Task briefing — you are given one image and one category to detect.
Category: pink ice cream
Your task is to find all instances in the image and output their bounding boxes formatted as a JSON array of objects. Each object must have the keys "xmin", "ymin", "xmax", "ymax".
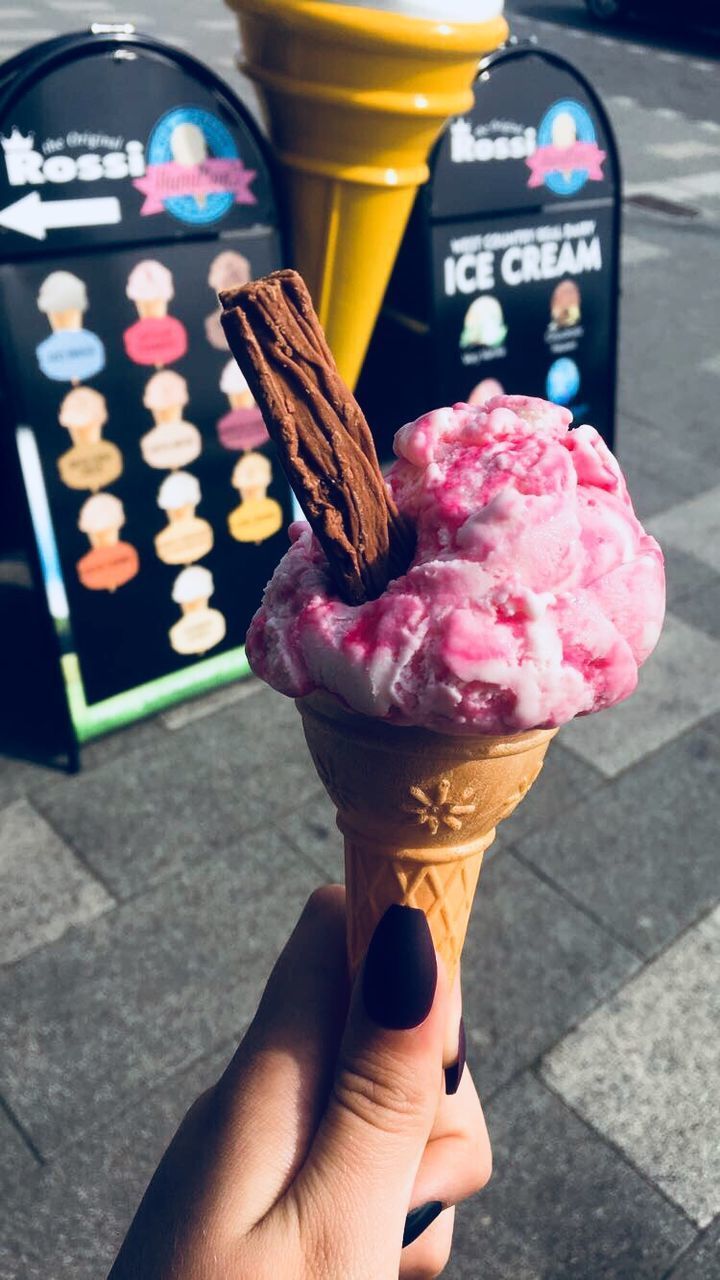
[{"xmin": 246, "ymin": 396, "xmax": 665, "ymax": 734}]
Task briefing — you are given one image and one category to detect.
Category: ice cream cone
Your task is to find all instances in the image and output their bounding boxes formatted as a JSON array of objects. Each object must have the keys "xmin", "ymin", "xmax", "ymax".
[
  {"xmin": 227, "ymin": 0, "xmax": 507, "ymax": 387},
  {"xmin": 298, "ymin": 691, "xmax": 556, "ymax": 978}
]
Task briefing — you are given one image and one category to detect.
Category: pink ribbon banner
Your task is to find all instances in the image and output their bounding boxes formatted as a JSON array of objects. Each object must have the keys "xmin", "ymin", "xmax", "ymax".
[
  {"xmin": 133, "ymin": 159, "xmax": 257, "ymax": 214},
  {"xmin": 526, "ymin": 141, "xmax": 606, "ymax": 188}
]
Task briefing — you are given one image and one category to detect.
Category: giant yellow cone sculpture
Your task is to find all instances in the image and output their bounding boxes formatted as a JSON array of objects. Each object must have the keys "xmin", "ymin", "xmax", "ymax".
[{"xmin": 226, "ymin": 0, "xmax": 508, "ymax": 387}]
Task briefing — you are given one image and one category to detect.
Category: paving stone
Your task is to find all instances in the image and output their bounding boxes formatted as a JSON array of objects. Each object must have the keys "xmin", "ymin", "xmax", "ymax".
[
  {"xmin": 78, "ymin": 715, "xmax": 169, "ymax": 773},
  {"xmin": 0, "ymin": 1108, "xmax": 38, "ymax": 1202},
  {"xmin": 560, "ymin": 614, "xmax": 720, "ymax": 776},
  {"xmin": 662, "ymin": 546, "xmax": 719, "ymax": 608},
  {"xmin": 1, "ymin": 1041, "xmax": 235, "ymax": 1280},
  {"xmin": 616, "ymin": 424, "xmax": 720, "ymax": 519},
  {"xmin": 671, "ymin": 578, "xmax": 720, "ymax": 642},
  {"xmin": 516, "ymin": 726, "xmax": 720, "ymax": 958},
  {"xmin": 0, "ymin": 800, "xmax": 113, "ymax": 965},
  {"xmin": 448, "ymin": 1074, "xmax": 694, "ymax": 1280},
  {"xmin": 0, "ymin": 755, "xmax": 64, "ymax": 809},
  {"xmin": 542, "ymin": 908, "xmax": 720, "ymax": 1227},
  {"xmin": 0, "ymin": 831, "xmax": 318, "ymax": 1157},
  {"xmin": 649, "ymin": 486, "xmax": 720, "ymax": 574},
  {"xmin": 160, "ymin": 676, "xmax": 263, "ymax": 729},
  {"xmin": 665, "ymin": 1219, "xmax": 720, "ymax": 1280},
  {"xmin": 278, "ymin": 786, "xmax": 342, "ymax": 882},
  {"xmin": 458, "ymin": 853, "xmax": 638, "ymax": 1098},
  {"xmin": 34, "ymin": 710, "xmax": 320, "ymax": 900}
]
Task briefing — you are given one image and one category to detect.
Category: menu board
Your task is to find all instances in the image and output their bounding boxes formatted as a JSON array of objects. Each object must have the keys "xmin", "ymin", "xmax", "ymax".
[
  {"xmin": 358, "ymin": 44, "xmax": 620, "ymax": 460},
  {"xmin": 0, "ymin": 31, "xmax": 291, "ymax": 748}
]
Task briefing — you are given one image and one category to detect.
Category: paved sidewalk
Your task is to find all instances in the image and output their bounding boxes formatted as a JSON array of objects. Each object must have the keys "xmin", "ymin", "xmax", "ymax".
[{"xmin": 2, "ymin": 11, "xmax": 720, "ymax": 1280}]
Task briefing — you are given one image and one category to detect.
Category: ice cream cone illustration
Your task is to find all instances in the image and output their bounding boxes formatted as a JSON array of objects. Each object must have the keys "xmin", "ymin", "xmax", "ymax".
[
  {"xmin": 460, "ymin": 295, "xmax": 506, "ymax": 351},
  {"xmin": 155, "ymin": 470, "xmax": 213, "ymax": 564},
  {"xmin": 169, "ymin": 565, "xmax": 227, "ymax": 655},
  {"xmin": 217, "ymin": 359, "xmax": 269, "ymax": 450},
  {"xmin": 124, "ymin": 266, "xmax": 187, "ymax": 366},
  {"xmin": 141, "ymin": 371, "xmax": 201, "ymax": 469},
  {"xmin": 76, "ymin": 493, "xmax": 139, "ymax": 591},
  {"xmin": 37, "ymin": 270, "xmax": 87, "ymax": 332},
  {"xmin": 206, "ymin": 251, "xmax": 252, "ymax": 350},
  {"xmin": 36, "ymin": 272, "xmax": 105, "ymax": 382},
  {"xmin": 227, "ymin": 451, "xmax": 282, "ymax": 543},
  {"xmin": 226, "ymin": 0, "xmax": 507, "ymax": 386},
  {"xmin": 552, "ymin": 110, "xmax": 578, "ymax": 183},
  {"xmin": 299, "ymin": 692, "xmax": 556, "ymax": 976},
  {"xmin": 126, "ymin": 259, "xmax": 174, "ymax": 318},
  {"xmin": 550, "ymin": 279, "xmax": 581, "ymax": 329},
  {"xmin": 171, "ymin": 121, "xmax": 208, "ymax": 211},
  {"xmin": 143, "ymin": 370, "xmax": 188, "ymax": 425},
  {"xmin": 57, "ymin": 387, "xmax": 123, "ymax": 491}
]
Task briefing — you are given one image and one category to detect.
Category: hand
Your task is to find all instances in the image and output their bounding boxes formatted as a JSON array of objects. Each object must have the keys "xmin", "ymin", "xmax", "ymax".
[{"xmin": 109, "ymin": 886, "xmax": 491, "ymax": 1280}]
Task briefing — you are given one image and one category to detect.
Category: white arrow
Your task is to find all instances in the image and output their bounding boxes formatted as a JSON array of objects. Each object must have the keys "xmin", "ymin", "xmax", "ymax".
[{"xmin": 0, "ymin": 191, "xmax": 122, "ymax": 240}]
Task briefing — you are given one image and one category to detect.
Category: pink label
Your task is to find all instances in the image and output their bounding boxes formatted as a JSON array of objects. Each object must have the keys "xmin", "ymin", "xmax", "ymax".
[
  {"xmin": 217, "ymin": 407, "xmax": 269, "ymax": 452},
  {"xmin": 526, "ymin": 141, "xmax": 606, "ymax": 188},
  {"xmin": 123, "ymin": 315, "xmax": 188, "ymax": 366},
  {"xmin": 133, "ymin": 159, "xmax": 257, "ymax": 215}
]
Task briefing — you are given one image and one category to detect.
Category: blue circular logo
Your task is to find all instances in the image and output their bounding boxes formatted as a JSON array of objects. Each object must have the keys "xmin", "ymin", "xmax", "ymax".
[
  {"xmin": 537, "ymin": 99, "xmax": 597, "ymax": 197},
  {"xmin": 146, "ymin": 106, "xmax": 239, "ymax": 225},
  {"xmin": 546, "ymin": 358, "xmax": 580, "ymax": 406}
]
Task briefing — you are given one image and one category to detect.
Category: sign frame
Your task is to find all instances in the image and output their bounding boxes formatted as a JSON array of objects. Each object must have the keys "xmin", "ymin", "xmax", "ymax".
[{"xmin": 0, "ymin": 27, "xmax": 288, "ymax": 769}]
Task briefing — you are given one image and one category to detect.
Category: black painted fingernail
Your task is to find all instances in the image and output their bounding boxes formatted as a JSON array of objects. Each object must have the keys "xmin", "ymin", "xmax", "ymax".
[
  {"xmin": 444, "ymin": 1016, "xmax": 466, "ymax": 1096},
  {"xmin": 402, "ymin": 1201, "xmax": 443, "ymax": 1248},
  {"xmin": 362, "ymin": 905, "xmax": 437, "ymax": 1030}
]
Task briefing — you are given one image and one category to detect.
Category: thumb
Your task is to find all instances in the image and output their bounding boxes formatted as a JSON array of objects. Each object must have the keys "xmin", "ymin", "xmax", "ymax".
[{"xmin": 287, "ymin": 905, "xmax": 449, "ymax": 1278}]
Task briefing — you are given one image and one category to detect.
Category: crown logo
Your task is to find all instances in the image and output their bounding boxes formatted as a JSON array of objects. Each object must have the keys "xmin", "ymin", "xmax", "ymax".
[{"xmin": 1, "ymin": 127, "xmax": 35, "ymax": 154}]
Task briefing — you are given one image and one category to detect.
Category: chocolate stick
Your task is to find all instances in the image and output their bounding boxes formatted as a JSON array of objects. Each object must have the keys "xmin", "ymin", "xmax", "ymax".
[{"xmin": 219, "ymin": 270, "xmax": 414, "ymax": 606}]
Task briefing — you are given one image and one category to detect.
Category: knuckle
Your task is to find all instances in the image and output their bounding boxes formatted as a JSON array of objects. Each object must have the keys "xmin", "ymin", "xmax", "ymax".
[
  {"xmin": 302, "ymin": 884, "xmax": 344, "ymax": 922},
  {"xmin": 465, "ymin": 1129, "xmax": 492, "ymax": 1195},
  {"xmin": 333, "ymin": 1045, "xmax": 430, "ymax": 1136}
]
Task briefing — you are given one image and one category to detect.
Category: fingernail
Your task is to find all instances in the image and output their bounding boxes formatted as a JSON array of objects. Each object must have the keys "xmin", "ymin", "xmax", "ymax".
[
  {"xmin": 402, "ymin": 1201, "xmax": 443, "ymax": 1248},
  {"xmin": 444, "ymin": 1016, "xmax": 466, "ymax": 1096},
  {"xmin": 362, "ymin": 905, "xmax": 437, "ymax": 1030}
]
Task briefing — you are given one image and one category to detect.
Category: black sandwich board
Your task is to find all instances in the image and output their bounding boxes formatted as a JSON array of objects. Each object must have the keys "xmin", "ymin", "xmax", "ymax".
[
  {"xmin": 0, "ymin": 27, "xmax": 291, "ymax": 765},
  {"xmin": 358, "ymin": 42, "xmax": 621, "ymax": 460}
]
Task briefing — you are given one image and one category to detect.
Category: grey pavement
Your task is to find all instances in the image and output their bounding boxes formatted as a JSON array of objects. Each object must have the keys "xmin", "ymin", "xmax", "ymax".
[{"xmin": 2, "ymin": 5, "xmax": 720, "ymax": 1279}]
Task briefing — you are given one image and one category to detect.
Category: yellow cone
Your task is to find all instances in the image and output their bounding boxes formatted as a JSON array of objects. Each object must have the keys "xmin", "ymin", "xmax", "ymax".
[
  {"xmin": 298, "ymin": 692, "xmax": 557, "ymax": 978},
  {"xmin": 226, "ymin": 0, "xmax": 508, "ymax": 387}
]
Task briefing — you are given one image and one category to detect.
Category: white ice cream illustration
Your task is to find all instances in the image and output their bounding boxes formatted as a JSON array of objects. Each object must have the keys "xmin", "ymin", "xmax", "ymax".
[
  {"xmin": 169, "ymin": 565, "xmax": 226, "ymax": 655},
  {"xmin": 37, "ymin": 271, "xmax": 88, "ymax": 331},
  {"xmin": 460, "ymin": 295, "xmax": 507, "ymax": 350},
  {"xmin": 155, "ymin": 470, "xmax": 213, "ymax": 565},
  {"xmin": 126, "ymin": 260, "xmax": 175, "ymax": 318},
  {"xmin": 170, "ymin": 121, "xmax": 208, "ymax": 210}
]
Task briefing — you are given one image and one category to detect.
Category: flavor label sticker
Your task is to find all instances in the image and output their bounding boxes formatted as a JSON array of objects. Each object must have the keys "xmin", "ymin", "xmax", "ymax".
[
  {"xmin": 123, "ymin": 315, "xmax": 188, "ymax": 366},
  {"xmin": 217, "ymin": 406, "xmax": 268, "ymax": 452},
  {"xmin": 77, "ymin": 541, "xmax": 139, "ymax": 591},
  {"xmin": 137, "ymin": 107, "xmax": 257, "ymax": 225},
  {"xmin": 58, "ymin": 440, "xmax": 123, "ymax": 492},
  {"xmin": 155, "ymin": 517, "xmax": 214, "ymax": 565},
  {"xmin": 169, "ymin": 607, "xmax": 226, "ymax": 655},
  {"xmin": 36, "ymin": 328, "xmax": 105, "ymax": 382},
  {"xmin": 140, "ymin": 421, "xmax": 202, "ymax": 471}
]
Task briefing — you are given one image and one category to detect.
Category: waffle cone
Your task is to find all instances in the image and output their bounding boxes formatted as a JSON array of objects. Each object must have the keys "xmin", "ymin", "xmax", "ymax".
[{"xmin": 298, "ymin": 692, "xmax": 557, "ymax": 978}]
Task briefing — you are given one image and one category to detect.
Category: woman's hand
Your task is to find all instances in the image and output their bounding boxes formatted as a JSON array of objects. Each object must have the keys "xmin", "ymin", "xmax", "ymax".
[{"xmin": 109, "ymin": 886, "xmax": 491, "ymax": 1280}]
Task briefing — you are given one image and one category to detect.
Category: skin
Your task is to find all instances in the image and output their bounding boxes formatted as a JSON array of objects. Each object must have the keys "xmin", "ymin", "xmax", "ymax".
[{"xmin": 109, "ymin": 886, "xmax": 491, "ymax": 1280}]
